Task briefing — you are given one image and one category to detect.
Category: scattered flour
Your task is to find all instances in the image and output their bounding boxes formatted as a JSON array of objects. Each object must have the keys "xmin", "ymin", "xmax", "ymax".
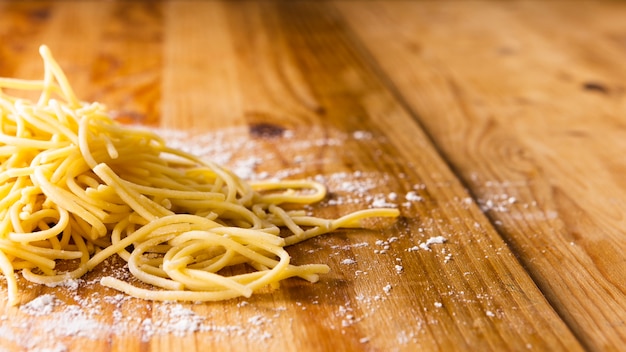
[
  {"xmin": 45, "ymin": 278, "xmax": 82, "ymax": 291},
  {"xmin": 419, "ymin": 236, "xmax": 447, "ymax": 251},
  {"xmin": 21, "ymin": 294, "xmax": 58, "ymax": 316},
  {"xmin": 352, "ymin": 130, "xmax": 373, "ymax": 140},
  {"xmin": 0, "ymin": 127, "xmax": 468, "ymax": 350},
  {"xmin": 405, "ymin": 191, "xmax": 423, "ymax": 202}
]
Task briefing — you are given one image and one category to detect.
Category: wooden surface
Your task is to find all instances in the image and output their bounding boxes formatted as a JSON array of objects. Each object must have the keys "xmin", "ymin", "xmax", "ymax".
[{"xmin": 0, "ymin": 1, "xmax": 625, "ymax": 351}]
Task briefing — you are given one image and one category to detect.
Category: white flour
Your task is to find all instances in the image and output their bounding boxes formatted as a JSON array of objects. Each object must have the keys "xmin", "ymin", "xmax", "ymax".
[{"xmin": 0, "ymin": 126, "xmax": 472, "ymax": 351}]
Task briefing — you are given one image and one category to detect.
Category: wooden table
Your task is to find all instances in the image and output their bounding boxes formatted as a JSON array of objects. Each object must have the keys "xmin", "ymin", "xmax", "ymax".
[{"xmin": 0, "ymin": 1, "xmax": 625, "ymax": 351}]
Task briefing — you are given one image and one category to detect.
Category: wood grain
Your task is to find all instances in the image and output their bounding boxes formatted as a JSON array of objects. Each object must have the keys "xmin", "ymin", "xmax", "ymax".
[
  {"xmin": 0, "ymin": 0, "xmax": 618, "ymax": 351},
  {"xmin": 335, "ymin": 1, "xmax": 626, "ymax": 350}
]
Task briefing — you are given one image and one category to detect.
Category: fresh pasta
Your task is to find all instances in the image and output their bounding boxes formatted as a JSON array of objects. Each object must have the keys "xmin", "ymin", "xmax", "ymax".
[{"xmin": 0, "ymin": 45, "xmax": 400, "ymax": 305}]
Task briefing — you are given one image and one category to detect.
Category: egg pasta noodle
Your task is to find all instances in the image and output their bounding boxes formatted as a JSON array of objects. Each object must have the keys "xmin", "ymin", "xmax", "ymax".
[{"xmin": 0, "ymin": 45, "xmax": 399, "ymax": 305}]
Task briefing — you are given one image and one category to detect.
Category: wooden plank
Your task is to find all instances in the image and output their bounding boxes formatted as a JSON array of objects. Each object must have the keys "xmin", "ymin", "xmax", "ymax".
[
  {"xmin": 335, "ymin": 0, "xmax": 626, "ymax": 350},
  {"xmin": 0, "ymin": 1, "xmax": 582, "ymax": 351},
  {"xmin": 162, "ymin": 5, "xmax": 580, "ymax": 350}
]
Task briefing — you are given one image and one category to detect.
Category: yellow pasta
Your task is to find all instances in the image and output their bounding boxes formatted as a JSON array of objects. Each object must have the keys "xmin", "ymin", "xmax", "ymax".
[{"xmin": 0, "ymin": 45, "xmax": 400, "ymax": 305}]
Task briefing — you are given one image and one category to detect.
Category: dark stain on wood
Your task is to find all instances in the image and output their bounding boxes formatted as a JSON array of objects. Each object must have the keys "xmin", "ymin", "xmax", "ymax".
[
  {"xmin": 582, "ymin": 81, "xmax": 609, "ymax": 94},
  {"xmin": 249, "ymin": 122, "xmax": 286, "ymax": 138}
]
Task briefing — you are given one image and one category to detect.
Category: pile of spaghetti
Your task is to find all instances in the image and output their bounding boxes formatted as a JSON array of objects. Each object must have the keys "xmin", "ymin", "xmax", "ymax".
[{"xmin": 0, "ymin": 46, "xmax": 399, "ymax": 305}]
